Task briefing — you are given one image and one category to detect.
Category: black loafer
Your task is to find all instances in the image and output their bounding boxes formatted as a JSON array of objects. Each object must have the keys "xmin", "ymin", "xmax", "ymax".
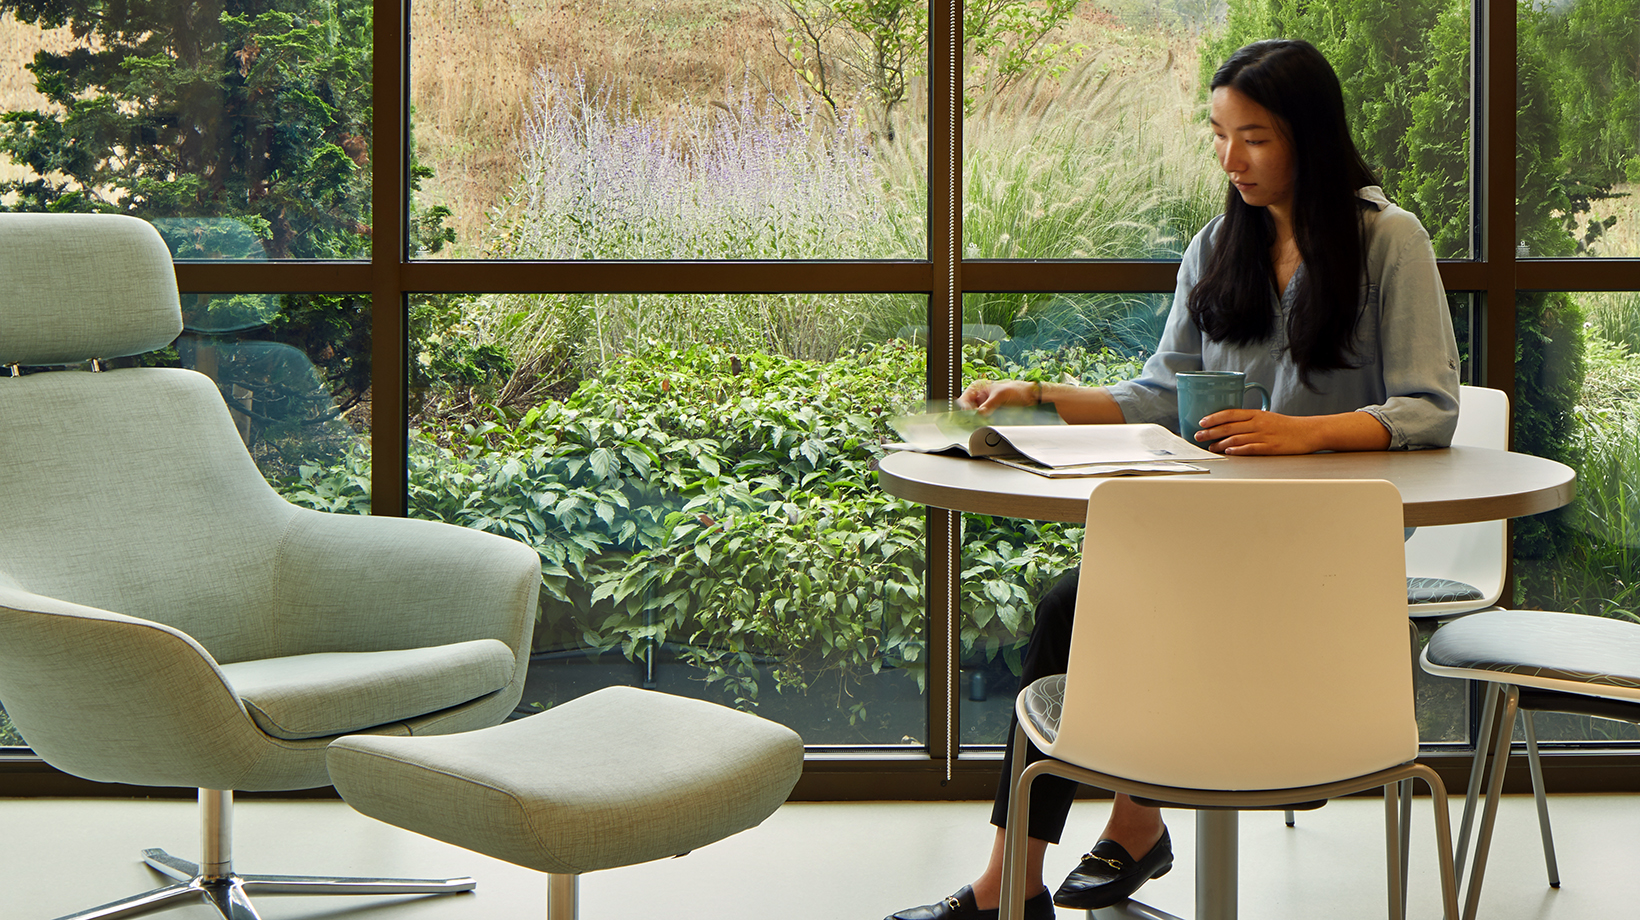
[
  {"xmin": 885, "ymin": 884, "xmax": 1056, "ymax": 920},
  {"xmin": 1052, "ymin": 828, "xmax": 1173, "ymax": 909}
]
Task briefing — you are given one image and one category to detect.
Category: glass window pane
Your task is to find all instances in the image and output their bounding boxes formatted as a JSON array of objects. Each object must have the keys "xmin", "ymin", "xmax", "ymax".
[
  {"xmin": 0, "ymin": 3, "xmax": 371, "ymax": 258},
  {"xmin": 963, "ymin": 38, "xmax": 1219, "ymax": 261},
  {"xmin": 0, "ymin": 703, "xmax": 18, "ymax": 748},
  {"xmin": 407, "ymin": 292, "xmax": 928, "ymax": 744},
  {"xmin": 968, "ymin": 2, "xmax": 1475, "ymax": 260},
  {"xmin": 168, "ymin": 294, "xmax": 374, "ymax": 511},
  {"xmin": 1513, "ymin": 290, "xmax": 1640, "ymax": 744},
  {"xmin": 1517, "ymin": 0, "xmax": 1640, "ymax": 258},
  {"xmin": 409, "ymin": 0, "xmax": 926, "ymax": 260}
]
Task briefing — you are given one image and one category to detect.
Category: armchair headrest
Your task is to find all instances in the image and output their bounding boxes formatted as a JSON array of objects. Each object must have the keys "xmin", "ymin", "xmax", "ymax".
[{"xmin": 0, "ymin": 213, "xmax": 183, "ymax": 366}]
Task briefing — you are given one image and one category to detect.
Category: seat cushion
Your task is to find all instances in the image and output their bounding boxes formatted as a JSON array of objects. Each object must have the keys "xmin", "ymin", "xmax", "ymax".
[
  {"xmin": 1425, "ymin": 609, "xmax": 1640, "ymax": 694},
  {"xmin": 326, "ymin": 685, "xmax": 804, "ymax": 875},
  {"xmin": 1020, "ymin": 673, "xmax": 1067, "ymax": 746},
  {"xmin": 1407, "ymin": 576, "xmax": 1484, "ymax": 605},
  {"xmin": 219, "ymin": 639, "xmax": 515, "ymax": 740}
]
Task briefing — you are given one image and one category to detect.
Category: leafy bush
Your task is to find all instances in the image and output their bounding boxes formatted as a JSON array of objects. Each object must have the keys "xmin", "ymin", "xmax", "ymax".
[
  {"xmin": 0, "ymin": 702, "xmax": 20, "ymax": 747},
  {"xmin": 281, "ymin": 338, "xmax": 1142, "ymax": 717}
]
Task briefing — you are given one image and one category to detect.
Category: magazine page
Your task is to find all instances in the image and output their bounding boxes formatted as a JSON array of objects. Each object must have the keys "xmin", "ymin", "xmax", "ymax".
[
  {"xmin": 886, "ymin": 404, "xmax": 1064, "ymax": 454},
  {"xmin": 968, "ymin": 423, "xmax": 1220, "ymax": 467},
  {"xmin": 985, "ymin": 456, "xmax": 1212, "ymax": 478}
]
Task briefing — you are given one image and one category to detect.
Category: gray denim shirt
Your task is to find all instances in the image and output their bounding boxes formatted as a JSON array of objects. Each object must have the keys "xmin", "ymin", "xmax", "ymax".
[{"xmin": 1106, "ymin": 187, "xmax": 1461, "ymax": 449}]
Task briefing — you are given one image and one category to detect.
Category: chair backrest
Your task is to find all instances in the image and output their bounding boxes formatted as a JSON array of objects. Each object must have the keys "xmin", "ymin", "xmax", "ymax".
[
  {"xmin": 1052, "ymin": 478, "xmax": 1415, "ymax": 791},
  {"xmin": 1404, "ymin": 385, "xmax": 1511, "ymax": 609},
  {"xmin": 0, "ymin": 214, "xmax": 299, "ymax": 661},
  {"xmin": 1451, "ymin": 384, "xmax": 1509, "ymax": 451}
]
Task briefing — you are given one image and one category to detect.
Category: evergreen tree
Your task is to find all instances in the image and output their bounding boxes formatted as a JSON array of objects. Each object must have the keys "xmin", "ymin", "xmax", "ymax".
[
  {"xmin": 1199, "ymin": 0, "xmax": 1451, "ymax": 205},
  {"xmin": 0, "ymin": 0, "xmax": 372, "ymax": 259},
  {"xmin": 1401, "ymin": 0, "xmax": 1471, "ymax": 258}
]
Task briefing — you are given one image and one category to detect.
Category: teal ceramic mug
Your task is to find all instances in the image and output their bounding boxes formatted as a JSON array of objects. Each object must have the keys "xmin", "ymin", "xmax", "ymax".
[{"xmin": 1177, "ymin": 371, "xmax": 1271, "ymax": 446}]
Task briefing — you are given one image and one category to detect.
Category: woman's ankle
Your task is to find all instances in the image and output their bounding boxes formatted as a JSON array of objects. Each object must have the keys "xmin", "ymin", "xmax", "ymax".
[
  {"xmin": 1099, "ymin": 801, "xmax": 1166, "ymax": 856},
  {"xmin": 968, "ymin": 877, "xmax": 1046, "ymax": 911}
]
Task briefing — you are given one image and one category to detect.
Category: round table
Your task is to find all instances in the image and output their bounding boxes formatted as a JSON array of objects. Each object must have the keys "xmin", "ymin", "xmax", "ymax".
[
  {"xmin": 878, "ymin": 445, "xmax": 1575, "ymax": 528},
  {"xmin": 878, "ymin": 444, "xmax": 1575, "ymax": 920}
]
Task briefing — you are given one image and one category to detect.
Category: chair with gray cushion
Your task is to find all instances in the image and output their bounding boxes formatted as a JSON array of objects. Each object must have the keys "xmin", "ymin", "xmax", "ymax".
[
  {"xmin": 0, "ymin": 213, "xmax": 542, "ymax": 919},
  {"xmin": 1422, "ymin": 609, "xmax": 1640, "ymax": 920},
  {"xmin": 327, "ymin": 685, "xmax": 805, "ymax": 919},
  {"xmin": 1404, "ymin": 385, "xmax": 1511, "ymax": 616},
  {"xmin": 1284, "ymin": 385, "xmax": 1510, "ymax": 834}
]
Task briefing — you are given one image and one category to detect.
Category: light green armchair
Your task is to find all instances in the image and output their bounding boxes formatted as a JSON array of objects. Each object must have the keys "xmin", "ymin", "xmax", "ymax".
[{"xmin": 0, "ymin": 213, "xmax": 542, "ymax": 919}]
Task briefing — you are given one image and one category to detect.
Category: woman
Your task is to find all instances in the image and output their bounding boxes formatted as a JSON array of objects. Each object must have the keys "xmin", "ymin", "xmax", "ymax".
[{"xmin": 884, "ymin": 38, "xmax": 1459, "ymax": 920}]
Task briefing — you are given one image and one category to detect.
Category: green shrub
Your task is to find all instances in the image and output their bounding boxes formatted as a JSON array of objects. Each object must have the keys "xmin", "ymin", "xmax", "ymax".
[
  {"xmin": 279, "ymin": 338, "xmax": 1141, "ymax": 717},
  {"xmin": 0, "ymin": 703, "xmax": 20, "ymax": 747}
]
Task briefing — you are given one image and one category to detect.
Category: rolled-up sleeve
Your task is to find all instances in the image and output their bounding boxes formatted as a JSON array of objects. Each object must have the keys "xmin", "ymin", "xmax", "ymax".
[{"xmin": 1356, "ymin": 211, "xmax": 1461, "ymax": 449}]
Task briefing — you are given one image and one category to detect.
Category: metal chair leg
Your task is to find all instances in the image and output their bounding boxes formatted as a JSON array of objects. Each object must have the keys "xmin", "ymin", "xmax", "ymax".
[
  {"xmin": 1418, "ymin": 767, "xmax": 1462, "ymax": 920},
  {"xmin": 1522, "ymin": 711, "xmax": 1561, "ymax": 887},
  {"xmin": 1385, "ymin": 782, "xmax": 1404, "ymax": 920},
  {"xmin": 1000, "ymin": 722, "xmax": 1031, "ymax": 920},
  {"xmin": 1283, "ymin": 808, "xmax": 1295, "ymax": 827},
  {"xmin": 1454, "ymin": 681, "xmax": 1501, "ymax": 888},
  {"xmin": 546, "ymin": 873, "xmax": 579, "ymax": 920},
  {"xmin": 1461, "ymin": 685, "xmax": 1519, "ymax": 920},
  {"xmin": 1398, "ymin": 778, "xmax": 1413, "ymax": 915}
]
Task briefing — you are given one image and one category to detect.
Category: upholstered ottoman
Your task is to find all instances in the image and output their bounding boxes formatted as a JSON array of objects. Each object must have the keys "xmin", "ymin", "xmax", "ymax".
[{"xmin": 326, "ymin": 685, "xmax": 803, "ymax": 919}]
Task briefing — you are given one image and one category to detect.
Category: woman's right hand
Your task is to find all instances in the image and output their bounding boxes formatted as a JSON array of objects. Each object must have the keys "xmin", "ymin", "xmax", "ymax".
[{"xmin": 958, "ymin": 378, "xmax": 1038, "ymax": 412}]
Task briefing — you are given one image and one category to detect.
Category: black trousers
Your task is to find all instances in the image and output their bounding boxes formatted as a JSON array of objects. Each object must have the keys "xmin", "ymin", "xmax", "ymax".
[{"xmin": 988, "ymin": 569, "xmax": 1083, "ymax": 844}]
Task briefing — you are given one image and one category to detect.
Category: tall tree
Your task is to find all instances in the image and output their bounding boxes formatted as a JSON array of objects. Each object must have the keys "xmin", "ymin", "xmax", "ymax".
[{"xmin": 1, "ymin": 0, "xmax": 373, "ymax": 259}]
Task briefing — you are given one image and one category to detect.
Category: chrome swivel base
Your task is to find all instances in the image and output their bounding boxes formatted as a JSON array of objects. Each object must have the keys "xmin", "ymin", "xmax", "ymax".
[
  {"xmin": 54, "ymin": 789, "xmax": 476, "ymax": 920},
  {"xmin": 57, "ymin": 849, "xmax": 475, "ymax": 920}
]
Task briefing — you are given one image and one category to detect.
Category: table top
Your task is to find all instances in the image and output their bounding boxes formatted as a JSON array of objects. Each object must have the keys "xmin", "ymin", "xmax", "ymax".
[{"xmin": 877, "ymin": 446, "xmax": 1576, "ymax": 527}]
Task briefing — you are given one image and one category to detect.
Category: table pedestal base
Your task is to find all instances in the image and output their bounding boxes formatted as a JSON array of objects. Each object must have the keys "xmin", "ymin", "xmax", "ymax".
[{"xmin": 1090, "ymin": 811, "xmax": 1237, "ymax": 920}]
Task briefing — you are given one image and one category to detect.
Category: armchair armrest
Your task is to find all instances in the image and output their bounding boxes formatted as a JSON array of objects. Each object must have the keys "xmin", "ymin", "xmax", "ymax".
[
  {"xmin": 0, "ymin": 585, "xmax": 271, "ymax": 789},
  {"xmin": 268, "ymin": 509, "xmax": 541, "ymax": 662}
]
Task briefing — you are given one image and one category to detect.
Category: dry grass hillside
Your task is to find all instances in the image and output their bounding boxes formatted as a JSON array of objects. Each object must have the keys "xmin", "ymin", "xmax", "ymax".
[
  {"xmin": 410, "ymin": 0, "xmax": 789, "ymax": 252},
  {"xmin": 409, "ymin": 0, "xmax": 1197, "ymax": 255}
]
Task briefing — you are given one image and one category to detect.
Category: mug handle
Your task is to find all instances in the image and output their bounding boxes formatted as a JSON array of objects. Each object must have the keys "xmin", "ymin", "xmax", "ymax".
[{"xmin": 1244, "ymin": 382, "xmax": 1271, "ymax": 411}]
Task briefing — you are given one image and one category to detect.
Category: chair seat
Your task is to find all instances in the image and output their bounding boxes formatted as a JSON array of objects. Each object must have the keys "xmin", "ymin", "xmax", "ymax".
[
  {"xmin": 1424, "ymin": 609, "xmax": 1640, "ymax": 696},
  {"xmin": 1407, "ymin": 576, "xmax": 1484, "ymax": 605},
  {"xmin": 1020, "ymin": 674, "xmax": 1066, "ymax": 745},
  {"xmin": 219, "ymin": 639, "xmax": 515, "ymax": 739},
  {"xmin": 326, "ymin": 685, "xmax": 804, "ymax": 875}
]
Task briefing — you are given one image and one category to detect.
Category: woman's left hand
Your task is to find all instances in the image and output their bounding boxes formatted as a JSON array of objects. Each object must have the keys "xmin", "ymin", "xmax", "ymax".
[{"xmin": 1191, "ymin": 409, "xmax": 1391, "ymax": 454}]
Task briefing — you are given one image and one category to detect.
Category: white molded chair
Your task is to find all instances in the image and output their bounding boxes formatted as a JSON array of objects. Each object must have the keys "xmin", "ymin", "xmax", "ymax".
[
  {"xmin": 999, "ymin": 478, "xmax": 1460, "ymax": 920},
  {"xmin": 0, "ymin": 213, "xmax": 543, "ymax": 920},
  {"xmin": 1404, "ymin": 385, "xmax": 1511, "ymax": 616},
  {"xmin": 1284, "ymin": 385, "xmax": 1511, "ymax": 835},
  {"xmin": 1422, "ymin": 609, "xmax": 1640, "ymax": 920}
]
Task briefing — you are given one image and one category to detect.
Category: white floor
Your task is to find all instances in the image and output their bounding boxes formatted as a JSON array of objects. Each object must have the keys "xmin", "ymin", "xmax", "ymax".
[{"xmin": 4, "ymin": 793, "xmax": 1636, "ymax": 919}]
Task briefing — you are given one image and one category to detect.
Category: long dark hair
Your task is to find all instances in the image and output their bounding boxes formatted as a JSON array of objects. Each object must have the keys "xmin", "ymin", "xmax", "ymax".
[{"xmin": 1186, "ymin": 39, "xmax": 1378, "ymax": 387}]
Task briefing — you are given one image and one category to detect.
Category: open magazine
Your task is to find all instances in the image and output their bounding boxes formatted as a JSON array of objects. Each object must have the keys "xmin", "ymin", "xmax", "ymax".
[{"xmin": 887, "ymin": 408, "xmax": 1220, "ymax": 478}]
